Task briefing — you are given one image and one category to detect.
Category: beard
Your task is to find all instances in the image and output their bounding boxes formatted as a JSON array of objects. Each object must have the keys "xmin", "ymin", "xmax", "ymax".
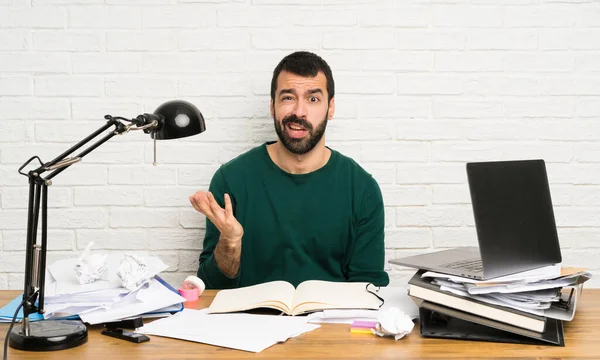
[{"xmin": 273, "ymin": 111, "xmax": 328, "ymax": 155}]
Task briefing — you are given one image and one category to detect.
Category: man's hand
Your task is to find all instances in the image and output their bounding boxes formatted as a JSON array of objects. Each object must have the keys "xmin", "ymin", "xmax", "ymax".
[
  {"xmin": 189, "ymin": 191, "xmax": 244, "ymax": 244},
  {"xmin": 189, "ymin": 191, "xmax": 243, "ymax": 278}
]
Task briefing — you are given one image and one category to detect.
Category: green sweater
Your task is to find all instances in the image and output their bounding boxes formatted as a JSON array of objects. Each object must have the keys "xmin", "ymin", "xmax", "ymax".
[{"xmin": 197, "ymin": 142, "xmax": 389, "ymax": 289}]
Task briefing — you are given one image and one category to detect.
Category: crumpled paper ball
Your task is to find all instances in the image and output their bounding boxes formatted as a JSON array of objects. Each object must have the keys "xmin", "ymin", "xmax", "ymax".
[
  {"xmin": 372, "ymin": 307, "xmax": 415, "ymax": 340},
  {"xmin": 74, "ymin": 241, "xmax": 108, "ymax": 285},
  {"xmin": 117, "ymin": 254, "xmax": 149, "ymax": 291}
]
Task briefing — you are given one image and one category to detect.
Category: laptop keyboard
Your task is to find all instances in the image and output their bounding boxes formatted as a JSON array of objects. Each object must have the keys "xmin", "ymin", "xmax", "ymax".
[{"xmin": 442, "ymin": 258, "xmax": 484, "ymax": 272}]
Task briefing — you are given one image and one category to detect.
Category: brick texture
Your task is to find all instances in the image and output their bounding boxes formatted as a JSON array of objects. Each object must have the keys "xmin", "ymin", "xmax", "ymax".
[{"xmin": 1, "ymin": 1, "xmax": 599, "ymax": 290}]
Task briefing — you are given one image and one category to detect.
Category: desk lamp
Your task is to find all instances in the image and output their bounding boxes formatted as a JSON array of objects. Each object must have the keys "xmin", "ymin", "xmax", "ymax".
[{"xmin": 6, "ymin": 100, "xmax": 206, "ymax": 352}]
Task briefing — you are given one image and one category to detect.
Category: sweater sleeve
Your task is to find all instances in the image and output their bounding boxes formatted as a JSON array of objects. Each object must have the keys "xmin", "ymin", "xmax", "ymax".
[
  {"xmin": 196, "ymin": 168, "xmax": 241, "ymax": 289},
  {"xmin": 346, "ymin": 175, "xmax": 390, "ymax": 287}
]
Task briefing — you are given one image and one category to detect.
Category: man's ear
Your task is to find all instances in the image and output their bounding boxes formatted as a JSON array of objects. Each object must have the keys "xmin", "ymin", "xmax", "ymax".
[
  {"xmin": 327, "ymin": 97, "xmax": 335, "ymax": 120},
  {"xmin": 270, "ymin": 98, "xmax": 275, "ymax": 118}
]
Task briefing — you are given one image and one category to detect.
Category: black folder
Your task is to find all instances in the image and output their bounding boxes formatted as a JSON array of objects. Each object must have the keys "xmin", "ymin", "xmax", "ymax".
[
  {"xmin": 417, "ymin": 300, "xmax": 565, "ymax": 346},
  {"xmin": 407, "ymin": 270, "xmax": 548, "ymax": 333}
]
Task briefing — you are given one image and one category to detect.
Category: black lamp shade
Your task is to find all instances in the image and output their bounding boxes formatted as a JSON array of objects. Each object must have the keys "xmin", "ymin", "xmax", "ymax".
[{"xmin": 152, "ymin": 100, "xmax": 206, "ymax": 140}]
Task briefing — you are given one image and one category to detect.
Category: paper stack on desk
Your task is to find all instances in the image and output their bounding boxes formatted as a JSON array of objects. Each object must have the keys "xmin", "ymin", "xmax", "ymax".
[
  {"xmin": 407, "ymin": 266, "xmax": 592, "ymax": 346},
  {"xmin": 415, "ymin": 266, "xmax": 591, "ymax": 322},
  {"xmin": 0, "ymin": 253, "xmax": 186, "ymax": 325},
  {"xmin": 305, "ymin": 286, "xmax": 420, "ymax": 325},
  {"xmin": 137, "ymin": 308, "xmax": 320, "ymax": 353}
]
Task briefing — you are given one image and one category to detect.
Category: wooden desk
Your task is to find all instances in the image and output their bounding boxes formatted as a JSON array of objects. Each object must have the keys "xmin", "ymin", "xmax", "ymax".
[{"xmin": 1, "ymin": 289, "xmax": 599, "ymax": 359}]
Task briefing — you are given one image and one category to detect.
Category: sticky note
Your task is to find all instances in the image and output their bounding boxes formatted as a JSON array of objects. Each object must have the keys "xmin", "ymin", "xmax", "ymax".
[{"xmin": 351, "ymin": 320, "xmax": 377, "ymax": 329}]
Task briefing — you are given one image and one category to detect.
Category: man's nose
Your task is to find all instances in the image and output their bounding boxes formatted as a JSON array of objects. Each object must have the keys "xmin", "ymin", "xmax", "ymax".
[{"xmin": 292, "ymin": 100, "xmax": 308, "ymax": 118}]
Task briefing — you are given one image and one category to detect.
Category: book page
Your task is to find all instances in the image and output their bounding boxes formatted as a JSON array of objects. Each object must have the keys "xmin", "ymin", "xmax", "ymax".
[
  {"xmin": 207, "ymin": 281, "xmax": 296, "ymax": 315},
  {"xmin": 291, "ymin": 280, "xmax": 382, "ymax": 315}
]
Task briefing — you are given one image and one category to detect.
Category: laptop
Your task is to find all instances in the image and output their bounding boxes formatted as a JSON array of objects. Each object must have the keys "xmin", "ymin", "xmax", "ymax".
[{"xmin": 389, "ymin": 159, "xmax": 562, "ymax": 280}]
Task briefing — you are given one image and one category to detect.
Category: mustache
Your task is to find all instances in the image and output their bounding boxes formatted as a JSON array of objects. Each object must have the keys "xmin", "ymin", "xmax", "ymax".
[{"xmin": 282, "ymin": 115, "xmax": 312, "ymax": 130}]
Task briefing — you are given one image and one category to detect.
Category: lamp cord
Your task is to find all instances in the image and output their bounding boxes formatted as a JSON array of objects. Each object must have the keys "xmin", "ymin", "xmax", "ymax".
[{"xmin": 3, "ymin": 299, "xmax": 25, "ymax": 360}]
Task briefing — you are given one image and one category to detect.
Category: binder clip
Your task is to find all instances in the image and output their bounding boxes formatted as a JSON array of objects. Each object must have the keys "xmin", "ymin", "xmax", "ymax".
[
  {"xmin": 552, "ymin": 288, "xmax": 575, "ymax": 310},
  {"xmin": 178, "ymin": 275, "xmax": 206, "ymax": 301}
]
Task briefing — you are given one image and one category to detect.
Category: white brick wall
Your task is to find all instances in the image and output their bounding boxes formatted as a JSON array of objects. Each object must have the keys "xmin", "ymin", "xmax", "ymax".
[{"xmin": 1, "ymin": 1, "xmax": 599, "ymax": 291}]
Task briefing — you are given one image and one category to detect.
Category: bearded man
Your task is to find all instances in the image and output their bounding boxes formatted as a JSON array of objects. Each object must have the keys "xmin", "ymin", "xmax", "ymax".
[{"xmin": 190, "ymin": 51, "xmax": 389, "ymax": 289}]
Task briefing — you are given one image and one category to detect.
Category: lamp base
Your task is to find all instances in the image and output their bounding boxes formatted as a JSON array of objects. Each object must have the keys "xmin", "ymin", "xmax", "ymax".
[{"xmin": 9, "ymin": 319, "xmax": 88, "ymax": 351}]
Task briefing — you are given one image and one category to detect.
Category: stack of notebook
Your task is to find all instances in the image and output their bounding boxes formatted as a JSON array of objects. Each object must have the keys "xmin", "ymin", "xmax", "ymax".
[
  {"xmin": 388, "ymin": 159, "xmax": 594, "ymax": 346},
  {"xmin": 406, "ymin": 267, "xmax": 591, "ymax": 346},
  {"xmin": 0, "ymin": 254, "xmax": 186, "ymax": 325}
]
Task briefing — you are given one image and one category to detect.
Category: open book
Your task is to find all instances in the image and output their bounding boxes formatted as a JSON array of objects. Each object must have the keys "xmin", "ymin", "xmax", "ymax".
[{"xmin": 206, "ymin": 280, "xmax": 383, "ymax": 316}]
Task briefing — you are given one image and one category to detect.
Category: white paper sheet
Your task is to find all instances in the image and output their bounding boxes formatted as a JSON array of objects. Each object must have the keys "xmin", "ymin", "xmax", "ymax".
[
  {"xmin": 47, "ymin": 254, "xmax": 169, "ymax": 296},
  {"xmin": 79, "ymin": 278, "xmax": 185, "ymax": 325},
  {"xmin": 433, "ymin": 279, "xmax": 560, "ymax": 304},
  {"xmin": 45, "ymin": 283, "xmax": 129, "ymax": 301},
  {"xmin": 464, "ymin": 272, "xmax": 592, "ymax": 294},
  {"xmin": 307, "ymin": 309, "xmax": 378, "ymax": 324},
  {"xmin": 137, "ymin": 309, "xmax": 320, "ymax": 353},
  {"xmin": 421, "ymin": 264, "xmax": 562, "ymax": 284},
  {"xmin": 378, "ymin": 286, "xmax": 420, "ymax": 319},
  {"xmin": 43, "ymin": 304, "xmax": 106, "ymax": 319},
  {"xmin": 305, "ymin": 286, "xmax": 419, "ymax": 324}
]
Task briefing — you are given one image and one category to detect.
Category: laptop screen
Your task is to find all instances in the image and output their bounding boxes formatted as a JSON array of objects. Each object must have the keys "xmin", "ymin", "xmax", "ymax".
[{"xmin": 466, "ymin": 159, "xmax": 562, "ymax": 278}]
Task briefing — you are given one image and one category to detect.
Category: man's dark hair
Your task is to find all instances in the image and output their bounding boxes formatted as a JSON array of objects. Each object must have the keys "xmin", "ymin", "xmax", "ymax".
[{"xmin": 270, "ymin": 51, "xmax": 335, "ymax": 103}]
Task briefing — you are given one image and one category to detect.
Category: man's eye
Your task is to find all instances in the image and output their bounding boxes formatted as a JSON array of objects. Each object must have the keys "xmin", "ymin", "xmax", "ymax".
[
  {"xmin": 309, "ymin": 96, "xmax": 319, "ymax": 102},
  {"xmin": 282, "ymin": 96, "xmax": 293, "ymax": 101}
]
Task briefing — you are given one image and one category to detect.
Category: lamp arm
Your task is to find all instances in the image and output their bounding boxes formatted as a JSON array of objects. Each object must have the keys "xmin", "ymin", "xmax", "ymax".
[
  {"xmin": 44, "ymin": 125, "xmax": 119, "ymax": 181},
  {"xmin": 18, "ymin": 116, "xmax": 152, "ymax": 328},
  {"xmin": 7, "ymin": 100, "xmax": 203, "ymax": 353}
]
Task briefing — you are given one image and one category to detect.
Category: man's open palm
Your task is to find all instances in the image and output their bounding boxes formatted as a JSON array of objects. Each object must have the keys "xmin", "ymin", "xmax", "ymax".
[{"xmin": 189, "ymin": 191, "xmax": 244, "ymax": 242}]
